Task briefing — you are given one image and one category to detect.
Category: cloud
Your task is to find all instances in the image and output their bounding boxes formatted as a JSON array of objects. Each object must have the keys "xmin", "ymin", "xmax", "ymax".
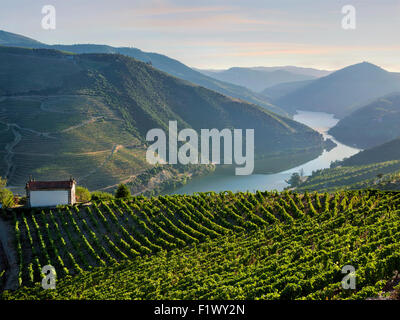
[
  {"xmin": 103, "ymin": 0, "xmax": 326, "ymax": 33},
  {"xmin": 180, "ymin": 40, "xmax": 400, "ymax": 56},
  {"xmin": 3, "ymin": 0, "xmax": 400, "ymax": 71}
]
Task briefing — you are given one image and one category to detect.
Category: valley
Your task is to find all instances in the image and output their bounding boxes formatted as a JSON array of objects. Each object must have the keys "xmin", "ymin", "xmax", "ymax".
[
  {"xmin": 172, "ymin": 110, "xmax": 361, "ymax": 194},
  {"xmin": 0, "ymin": 45, "xmax": 325, "ymax": 196},
  {"xmin": 1, "ymin": 17, "xmax": 400, "ymax": 304}
]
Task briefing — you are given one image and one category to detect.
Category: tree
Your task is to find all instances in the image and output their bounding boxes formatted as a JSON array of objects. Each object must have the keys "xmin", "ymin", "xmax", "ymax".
[
  {"xmin": 75, "ymin": 186, "xmax": 91, "ymax": 203},
  {"xmin": 115, "ymin": 184, "xmax": 131, "ymax": 199},
  {"xmin": 0, "ymin": 177, "xmax": 14, "ymax": 208},
  {"xmin": 0, "ymin": 177, "xmax": 6, "ymax": 189},
  {"xmin": 0, "ymin": 189, "xmax": 14, "ymax": 208},
  {"xmin": 285, "ymin": 172, "xmax": 302, "ymax": 188}
]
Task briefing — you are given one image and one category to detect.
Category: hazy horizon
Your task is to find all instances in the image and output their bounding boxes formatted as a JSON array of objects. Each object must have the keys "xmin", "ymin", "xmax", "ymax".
[{"xmin": 1, "ymin": 0, "xmax": 400, "ymax": 71}]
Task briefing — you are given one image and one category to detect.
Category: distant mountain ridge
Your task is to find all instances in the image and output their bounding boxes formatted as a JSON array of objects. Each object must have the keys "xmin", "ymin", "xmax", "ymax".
[
  {"xmin": 0, "ymin": 30, "xmax": 286, "ymax": 116},
  {"xmin": 261, "ymin": 80, "xmax": 314, "ymax": 100},
  {"xmin": 251, "ymin": 66, "xmax": 332, "ymax": 78},
  {"xmin": 196, "ymin": 67, "xmax": 316, "ymax": 93},
  {"xmin": 198, "ymin": 66, "xmax": 332, "ymax": 79},
  {"xmin": 275, "ymin": 62, "xmax": 400, "ymax": 118},
  {"xmin": 0, "ymin": 30, "xmax": 42, "ymax": 47}
]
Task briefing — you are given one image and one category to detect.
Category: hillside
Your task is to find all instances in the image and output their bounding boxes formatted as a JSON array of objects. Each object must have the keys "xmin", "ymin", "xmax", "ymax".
[
  {"xmin": 0, "ymin": 46, "xmax": 324, "ymax": 193},
  {"xmin": 198, "ymin": 67, "xmax": 315, "ymax": 93},
  {"xmin": 0, "ymin": 30, "xmax": 285, "ymax": 116},
  {"xmin": 295, "ymin": 160, "xmax": 400, "ymax": 193},
  {"xmin": 343, "ymin": 138, "xmax": 400, "ymax": 166},
  {"xmin": 275, "ymin": 62, "xmax": 400, "ymax": 118},
  {"xmin": 294, "ymin": 137, "xmax": 400, "ymax": 193},
  {"xmin": 0, "ymin": 30, "xmax": 42, "ymax": 47},
  {"xmin": 1, "ymin": 190, "xmax": 400, "ymax": 299},
  {"xmin": 329, "ymin": 94, "xmax": 400, "ymax": 149}
]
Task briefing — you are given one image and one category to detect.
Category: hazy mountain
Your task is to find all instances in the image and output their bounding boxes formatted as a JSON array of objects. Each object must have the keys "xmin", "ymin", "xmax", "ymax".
[
  {"xmin": 0, "ymin": 46, "xmax": 324, "ymax": 191},
  {"xmin": 329, "ymin": 93, "xmax": 400, "ymax": 149},
  {"xmin": 0, "ymin": 30, "xmax": 286, "ymax": 116},
  {"xmin": 195, "ymin": 67, "xmax": 316, "ymax": 92},
  {"xmin": 261, "ymin": 79, "xmax": 314, "ymax": 100},
  {"xmin": 198, "ymin": 66, "xmax": 331, "ymax": 79},
  {"xmin": 0, "ymin": 30, "xmax": 43, "ymax": 47},
  {"xmin": 276, "ymin": 62, "xmax": 400, "ymax": 118},
  {"xmin": 251, "ymin": 66, "xmax": 332, "ymax": 78},
  {"xmin": 194, "ymin": 68, "xmax": 221, "ymax": 76}
]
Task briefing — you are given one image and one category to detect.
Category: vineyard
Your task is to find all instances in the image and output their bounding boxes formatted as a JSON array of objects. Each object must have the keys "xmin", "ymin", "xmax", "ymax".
[{"xmin": 1, "ymin": 190, "xmax": 400, "ymax": 299}]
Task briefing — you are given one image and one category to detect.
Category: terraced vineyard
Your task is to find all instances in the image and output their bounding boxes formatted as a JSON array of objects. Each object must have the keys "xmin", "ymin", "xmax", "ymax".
[{"xmin": 1, "ymin": 190, "xmax": 400, "ymax": 299}]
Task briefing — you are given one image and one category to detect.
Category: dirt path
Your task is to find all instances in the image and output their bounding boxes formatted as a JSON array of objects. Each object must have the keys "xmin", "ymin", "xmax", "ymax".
[
  {"xmin": 99, "ymin": 173, "xmax": 142, "ymax": 191},
  {"xmin": 0, "ymin": 149, "xmax": 112, "ymax": 157},
  {"xmin": 0, "ymin": 219, "xmax": 18, "ymax": 291},
  {"xmin": 2, "ymin": 122, "xmax": 56, "ymax": 140},
  {"xmin": 4, "ymin": 126, "xmax": 21, "ymax": 180},
  {"xmin": 61, "ymin": 116, "xmax": 103, "ymax": 133}
]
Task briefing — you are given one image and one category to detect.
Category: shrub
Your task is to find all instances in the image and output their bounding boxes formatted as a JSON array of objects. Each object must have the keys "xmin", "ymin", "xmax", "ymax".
[
  {"xmin": 15, "ymin": 196, "xmax": 27, "ymax": 206},
  {"xmin": 0, "ymin": 176, "xmax": 14, "ymax": 208},
  {"xmin": 0, "ymin": 188, "xmax": 14, "ymax": 208},
  {"xmin": 91, "ymin": 191, "xmax": 114, "ymax": 201},
  {"xmin": 76, "ymin": 186, "xmax": 91, "ymax": 203},
  {"xmin": 115, "ymin": 184, "xmax": 131, "ymax": 199},
  {"xmin": 0, "ymin": 176, "xmax": 6, "ymax": 189}
]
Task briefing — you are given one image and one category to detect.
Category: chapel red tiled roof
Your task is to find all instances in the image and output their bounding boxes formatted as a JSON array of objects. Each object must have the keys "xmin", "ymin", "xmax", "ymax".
[{"xmin": 26, "ymin": 180, "xmax": 75, "ymax": 191}]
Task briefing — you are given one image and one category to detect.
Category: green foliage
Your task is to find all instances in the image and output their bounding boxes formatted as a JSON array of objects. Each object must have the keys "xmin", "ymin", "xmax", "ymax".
[
  {"xmin": 286, "ymin": 172, "xmax": 302, "ymax": 187},
  {"xmin": 0, "ymin": 176, "xmax": 6, "ymax": 189},
  {"xmin": 0, "ymin": 177, "xmax": 14, "ymax": 208},
  {"xmin": 91, "ymin": 191, "xmax": 114, "ymax": 201},
  {"xmin": 0, "ymin": 189, "xmax": 14, "ymax": 208},
  {"xmin": 115, "ymin": 184, "xmax": 131, "ymax": 199},
  {"xmin": 75, "ymin": 186, "xmax": 91, "ymax": 203}
]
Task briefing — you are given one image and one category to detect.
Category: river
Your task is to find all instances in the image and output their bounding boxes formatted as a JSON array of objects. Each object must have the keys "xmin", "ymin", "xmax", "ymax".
[{"xmin": 172, "ymin": 110, "xmax": 361, "ymax": 194}]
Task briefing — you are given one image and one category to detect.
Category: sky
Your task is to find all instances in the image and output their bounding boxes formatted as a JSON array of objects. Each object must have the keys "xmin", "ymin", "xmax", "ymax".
[{"xmin": 1, "ymin": 0, "xmax": 400, "ymax": 71}]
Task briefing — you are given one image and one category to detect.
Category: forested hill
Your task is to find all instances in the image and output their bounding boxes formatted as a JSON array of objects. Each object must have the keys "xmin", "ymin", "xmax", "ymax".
[
  {"xmin": 0, "ymin": 30, "xmax": 285, "ymax": 116},
  {"xmin": 329, "ymin": 94, "xmax": 400, "ymax": 149},
  {"xmin": 340, "ymin": 138, "xmax": 400, "ymax": 167},
  {"xmin": 198, "ymin": 67, "xmax": 315, "ymax": 92},
  {"xmin": 294, "ymin": 138, "xmax": 400, "ymax": 193},
  {"xmin": 0, "ymin": 46, "xmax": 324, "ymax": 191}
]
